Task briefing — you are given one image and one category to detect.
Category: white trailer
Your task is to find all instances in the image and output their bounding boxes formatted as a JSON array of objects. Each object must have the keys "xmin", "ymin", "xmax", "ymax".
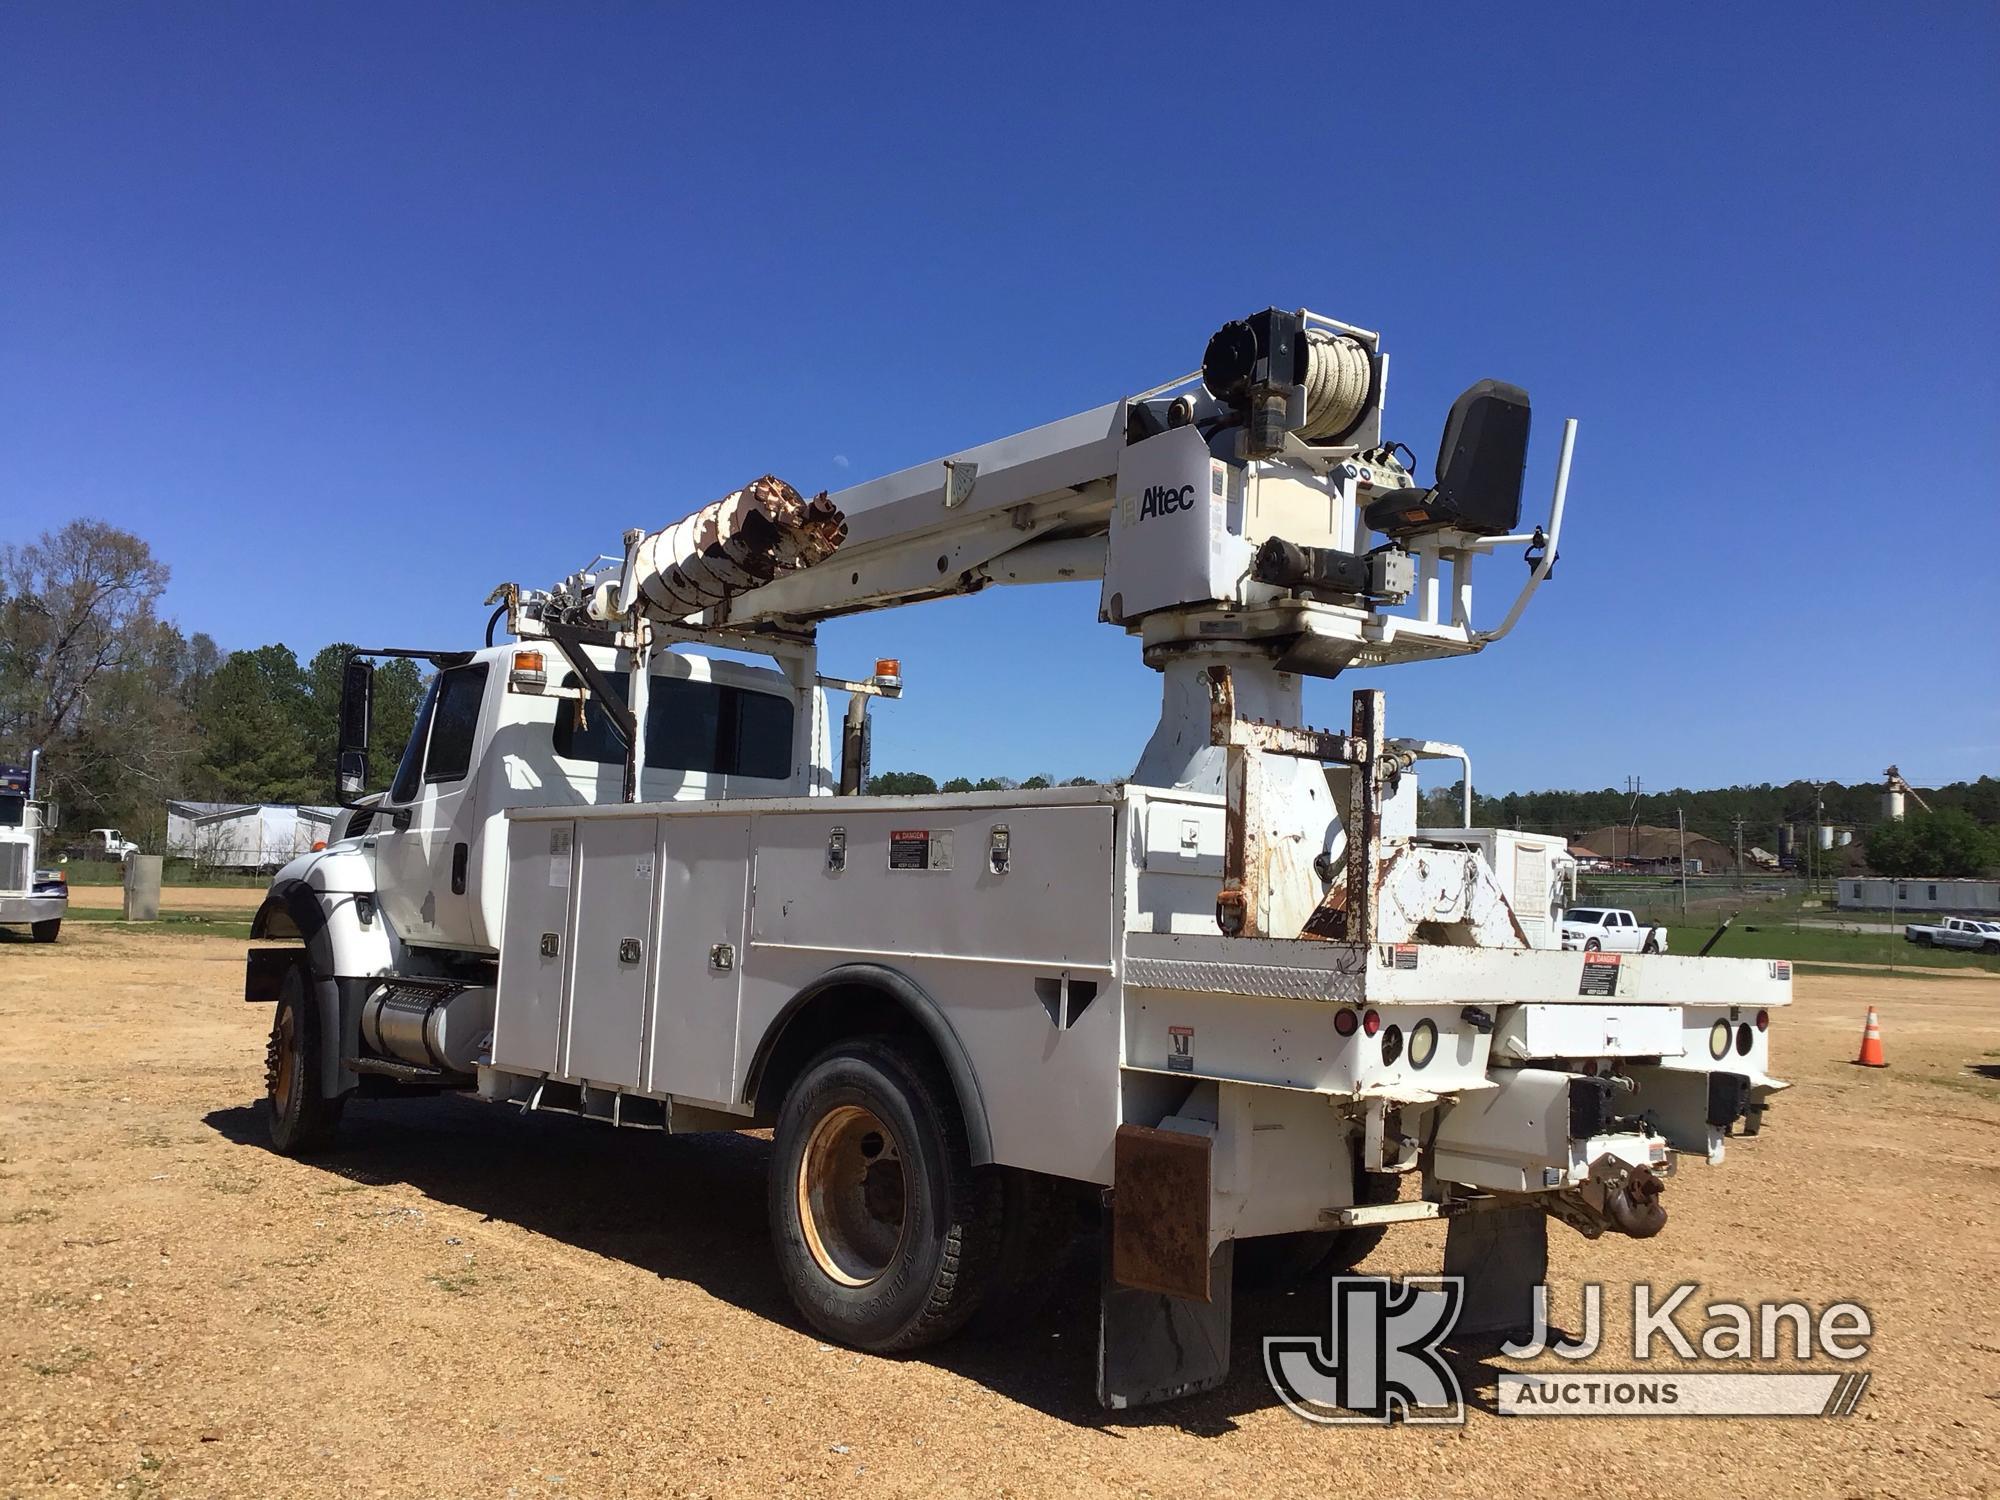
[
  {"xmin": 169, "ymin": 801, "xmax": 338, "ymax": 870},
  {"xmin": 242, "ymin": 305, "xmax": 1789, "ymax": 1407}
]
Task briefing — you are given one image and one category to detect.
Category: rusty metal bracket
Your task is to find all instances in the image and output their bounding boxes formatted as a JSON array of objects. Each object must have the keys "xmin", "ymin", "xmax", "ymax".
[
  {"xmin": 1205, "ymin": 665, "xmax": 1378, "ymax": 941},
  {"xmin": 1341, "ymin": 688, "xmax": 1385, "ymax": 945},
  {"xmin": 1111, "ymin": 1124, "xmax": 1214, "ymax": 1301}
]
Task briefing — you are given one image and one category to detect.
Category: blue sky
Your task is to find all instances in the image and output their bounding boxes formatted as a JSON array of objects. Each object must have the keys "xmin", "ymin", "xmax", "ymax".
[{"xmin": 3, "ymin": 3, "xmax": 1995, "ymax": 794}]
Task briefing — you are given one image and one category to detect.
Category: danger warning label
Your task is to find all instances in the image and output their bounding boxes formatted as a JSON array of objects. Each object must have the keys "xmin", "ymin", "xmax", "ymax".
[{"xmin": 889, "ymin": 829, "xmax": 954, "ymax": 873}]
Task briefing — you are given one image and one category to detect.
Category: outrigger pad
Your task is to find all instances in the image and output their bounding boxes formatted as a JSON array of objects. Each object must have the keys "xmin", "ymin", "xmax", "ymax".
[
  {"xmin": 1443, "ymin": 1205, "xmax": 1547, "ymax": 1339},
  {"xmin": 1098, "ymin": 1239, "xmax": 1233, "ymax": 1409}
]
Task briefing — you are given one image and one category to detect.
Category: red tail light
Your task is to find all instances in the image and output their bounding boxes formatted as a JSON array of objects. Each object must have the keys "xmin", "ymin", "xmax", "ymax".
[
  {"xmin": 1362, "ymin": 1009, "xmax": 1381, "ymax": 1038},
  {"xmin": 1334, "ymin": 1008, "xmax": 1359, "ymax": 1037},
  {"xmin": 1755, "ymin": 1009, "xmax": 1769, "ymax": 1032}
]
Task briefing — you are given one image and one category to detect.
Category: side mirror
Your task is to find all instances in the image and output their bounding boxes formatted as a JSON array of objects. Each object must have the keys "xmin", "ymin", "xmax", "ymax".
[
  {"xmin": 336, "ymin": 749, "xmax": 368, "ymax": 802},
  {"xmin": 337, "ymin": 657, "xmax": 373, "ymax": 804}
]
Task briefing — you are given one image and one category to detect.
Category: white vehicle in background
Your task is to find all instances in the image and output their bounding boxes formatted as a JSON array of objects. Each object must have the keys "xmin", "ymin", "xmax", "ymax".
[
  {"xmin": 1904, "ymin": 917, "xmax": 2000, "ymax": 953},
  {"xmin": 1560, "ymin": 906, "xmax": 1669, "ymax": 954},
  {"xmin": 87, "ymin": 827, "xmax": 141, "ymax": 860}
]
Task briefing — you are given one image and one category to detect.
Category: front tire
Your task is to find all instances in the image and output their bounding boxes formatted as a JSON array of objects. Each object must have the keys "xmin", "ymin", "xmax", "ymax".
[
  {"xmin": 769, "ymin": 1036, "xmax": 1001, "ymax": 1352},
  {"xmin": 265, "ymin": 963, "xmax": 345, "ymax": 1155},
  {"xmin": 1584, "ymin": 937, "xmax": 1602, "ymax": 952},
  {"xmin": 31, "ymin": 919, "xmax": 60, "ymax": 943}
]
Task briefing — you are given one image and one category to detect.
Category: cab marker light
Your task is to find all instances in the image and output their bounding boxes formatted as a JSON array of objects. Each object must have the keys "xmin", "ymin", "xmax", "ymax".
[{"xmin": 509, "ymin": 649, "xmax": 547, "ymax": 692}]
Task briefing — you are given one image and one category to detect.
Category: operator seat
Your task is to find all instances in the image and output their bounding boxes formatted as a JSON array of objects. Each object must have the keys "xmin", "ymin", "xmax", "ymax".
[{"xmin": 1365, "ymin": 379, "xmax": 1532, "ymax": 538}]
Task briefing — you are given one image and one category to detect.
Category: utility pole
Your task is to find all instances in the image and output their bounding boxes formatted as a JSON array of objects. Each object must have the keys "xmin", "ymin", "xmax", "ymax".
[
  {"xmin": 1621, "ymin": 775, "xmax": 1643, "ymax": 868},
  {"xmin": 1677, "ymin": 807, "xmax": 1689, "ymax": 918}
]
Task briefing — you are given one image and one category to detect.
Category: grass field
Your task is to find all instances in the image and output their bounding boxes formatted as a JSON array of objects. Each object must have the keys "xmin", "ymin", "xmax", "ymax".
[
  {"xmin": 1668, "ymin": 920, "xmax": 2000, "ymax": 972},
  {"xmin": 56, "ymin": 908, "xmax": 256, "ymax": 941}
]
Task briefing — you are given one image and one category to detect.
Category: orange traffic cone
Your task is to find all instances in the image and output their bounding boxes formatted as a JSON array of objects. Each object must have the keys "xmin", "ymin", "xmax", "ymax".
[{"xmin": 1854, "ymin": 1006, "xmax": 1887, "ymax": 1068}]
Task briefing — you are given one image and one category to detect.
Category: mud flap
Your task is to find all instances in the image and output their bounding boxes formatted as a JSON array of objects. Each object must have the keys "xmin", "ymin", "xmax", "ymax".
[
  {"xmin": 1443, "ymin": 1205, "xmax": 1546, "ymax": 1339},
  {"xmin": 1098, "ymin": 1238, "xmax": 1234, "ymax": 1409}
]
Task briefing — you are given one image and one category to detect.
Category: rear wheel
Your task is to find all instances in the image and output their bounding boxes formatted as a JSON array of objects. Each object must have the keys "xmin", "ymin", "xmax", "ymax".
[
  {"xmin": 769, "ymin": 1036, "xmax": 1001, "ymax": 1352},
  {"xmin": 30, "ymin": 919, "xmax": 60, "ymax": 943},
  {"xmin": 1235, "ymin": 1155, "xmax": 1401, "ymax": 1288},
  {"xmin": 265, "ymin": 963, "xmax": 345, "ymax": 1155},
  {"xmin": 1642, "ymin": 935, "xmax": 1661, "ymax": 955}
]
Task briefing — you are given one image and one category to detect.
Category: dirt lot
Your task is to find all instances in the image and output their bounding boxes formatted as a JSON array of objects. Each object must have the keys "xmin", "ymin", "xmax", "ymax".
[
  {"xmin": 63, "ymin": 885, "xmax": 262, "ymax": 915},
  {"xmin": 1, "ymin": 926, "xmax": 1995, "ymax": 1498}
]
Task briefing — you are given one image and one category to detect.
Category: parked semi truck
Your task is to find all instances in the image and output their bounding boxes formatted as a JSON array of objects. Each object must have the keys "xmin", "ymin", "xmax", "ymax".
[
  {"xmin": 1, "ymin": 754, "xmax": 68, "ymax": 942},
  {"xmin": 243, "ymin": 306, "xmax": 1788, "ymax": 1406}
]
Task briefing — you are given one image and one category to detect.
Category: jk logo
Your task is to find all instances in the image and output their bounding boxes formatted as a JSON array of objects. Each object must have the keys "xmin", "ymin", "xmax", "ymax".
[{"xmin": 1265, "ymin": 1276, "xmax": 1466, "ymax": 1424}]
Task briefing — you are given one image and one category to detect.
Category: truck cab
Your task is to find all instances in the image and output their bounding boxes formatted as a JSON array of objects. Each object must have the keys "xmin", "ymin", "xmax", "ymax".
[
  {"xmin": 329, "ymin": 643, "xmax": 829, "ymax": 955},
  {"xmin": 1, "ymin": 760, "xmax": 67, "ymax": 942}
]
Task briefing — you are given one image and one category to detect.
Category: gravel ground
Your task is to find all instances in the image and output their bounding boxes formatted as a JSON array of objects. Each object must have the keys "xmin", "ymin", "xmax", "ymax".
[{"xmin": 1, "ymin": 923, "xmax": 1995, "ymax": 1498}]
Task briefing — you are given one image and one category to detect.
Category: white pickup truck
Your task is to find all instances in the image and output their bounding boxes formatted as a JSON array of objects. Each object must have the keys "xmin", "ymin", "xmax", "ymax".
[
  {"xmin": 1904, "ymin": 916, "xmax": 2000, "ymax": 953},
  {"xmin": 1560, "ymin": 906, "xmax": 1669, "ymax": 954}
]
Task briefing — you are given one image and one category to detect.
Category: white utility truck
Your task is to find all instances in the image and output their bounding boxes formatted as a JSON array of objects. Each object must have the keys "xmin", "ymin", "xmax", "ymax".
[
  {"xmin": 1, "ymin": 754, "xmax": 67, "ymax": 942},
  {"xmin": 244, "ymin": 306, "xmax": 1788, "ymax": 1407},
  {"xmin": 1559, "ymin": 906, "xmax": 1670, "ymax": 954}
]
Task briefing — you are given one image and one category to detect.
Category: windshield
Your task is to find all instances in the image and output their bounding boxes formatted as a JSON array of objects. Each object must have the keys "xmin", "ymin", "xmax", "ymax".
[
  {"xmin": 1566, "ymin": 909, "xmax": 1603, "ymax": 924},
  {"xmin": 388, "ymin": 676, "xmax": 441, "ymax": 804}
]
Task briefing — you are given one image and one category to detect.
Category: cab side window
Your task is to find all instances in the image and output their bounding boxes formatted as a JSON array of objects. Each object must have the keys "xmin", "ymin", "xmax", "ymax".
[{"xmin": 424, "ymin": 665, "xmax": 490, "ymax": 785}]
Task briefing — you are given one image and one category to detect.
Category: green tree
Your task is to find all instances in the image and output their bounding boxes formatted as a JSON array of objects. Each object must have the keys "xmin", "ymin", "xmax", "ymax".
[
  {"xmin": 939, "ymin": 776, "xmax": 975, "ymax": 793},
  {"xmin": 1863, "ymin": 810, "xmax": 1999, "ymax": 878},
  {"xmin": 190, "ymin": 645, "xmax": 320, "ymax": 803},
  {"xmin": 867, "ymin": 770, "xmax": 937, "ymax": 795}
]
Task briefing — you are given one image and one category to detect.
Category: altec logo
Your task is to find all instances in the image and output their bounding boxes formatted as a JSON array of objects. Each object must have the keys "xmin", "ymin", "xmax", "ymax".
[{"xmin": 1138, "ymin": 482, "xmax": 1196, "ymax": 519}]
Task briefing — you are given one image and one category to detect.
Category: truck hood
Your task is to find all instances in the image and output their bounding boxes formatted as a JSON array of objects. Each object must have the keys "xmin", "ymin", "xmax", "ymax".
[{"xmin": 268, "ymin": 842, "xmax": 377, "ymax": 896}]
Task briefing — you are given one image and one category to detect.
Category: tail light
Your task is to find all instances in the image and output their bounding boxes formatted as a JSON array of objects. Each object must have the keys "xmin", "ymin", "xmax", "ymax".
[
  {"xmin": 1334, "ymin": 1008, "xmax": 1359, "ymax": 1037},
  {"xmin": 1755, "ymin": 1009, "xmax": 1769, "ymax": 1032},
  {"xmin": 1362, "ymin": 1009, "xmax": 1381, "ymax": 1037}
]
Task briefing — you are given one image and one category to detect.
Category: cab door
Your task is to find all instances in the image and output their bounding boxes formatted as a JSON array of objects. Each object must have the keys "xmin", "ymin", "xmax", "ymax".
[{"xmin": 374, "ymin": 661, "xmax": 493, "ymax": 951}]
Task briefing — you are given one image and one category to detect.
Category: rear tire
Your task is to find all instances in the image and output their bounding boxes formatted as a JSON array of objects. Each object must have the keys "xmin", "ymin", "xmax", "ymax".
[
  {"xmin": 31, "ymin": 919, "xmax": 60, "ymax": 943},
  {"xmin": 1235, "ymin": 1156, "xmax": 1400, "ymax": 1289},
  {"xmin": 265, "ymin": 963, "xmax": 345, "ymax": 1155},
  {"xmin": 1642, "ymin": 935, "xmax": 1661, "ymax": 955},
  {"xmin": 769, "ymin": 1036, "xmax": 1002, "ymax": 1352}
]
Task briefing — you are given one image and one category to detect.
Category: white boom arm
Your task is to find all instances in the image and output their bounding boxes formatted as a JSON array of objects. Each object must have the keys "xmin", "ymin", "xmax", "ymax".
[{"xmin": 511, "ymin": 306, "xmax": 1574, "ymax": 681}]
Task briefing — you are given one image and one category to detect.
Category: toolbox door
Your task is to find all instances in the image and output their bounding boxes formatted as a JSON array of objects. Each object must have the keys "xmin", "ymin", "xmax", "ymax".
[{"xmin": 563, "ymin": 816, "xmax": 658, "ymax": 1090}]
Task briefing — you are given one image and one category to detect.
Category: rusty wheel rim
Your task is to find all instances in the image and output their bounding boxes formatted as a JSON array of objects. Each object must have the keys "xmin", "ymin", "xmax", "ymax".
[
  {"xmin": 271, "ymin": 1004, "xmax": 298, "ymax": 1118},
  {"xmin": 796, "ymin": 1104, "xmax": 907, "ymax": 1287}
]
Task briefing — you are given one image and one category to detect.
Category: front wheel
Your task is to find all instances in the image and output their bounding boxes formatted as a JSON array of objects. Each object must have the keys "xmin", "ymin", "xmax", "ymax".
[
  {"xmin": 265, "ymin": 963, "xmax": 345, "ymax": 1155},
  {"xmin": 1584, "ymin": 937, "xmax": 1602, "ymax": 952},
  {"xmin": 769, "ymin": 1036, "xmax": 1001, "ymax": 1352},
  {"xmin": 31, "ymin": 919, "xmax": 60, "ymax": 943}
]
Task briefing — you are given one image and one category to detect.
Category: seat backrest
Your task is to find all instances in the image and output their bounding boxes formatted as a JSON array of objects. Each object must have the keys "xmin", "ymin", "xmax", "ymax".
[{"xmin": 1432, "ymin": 379, "xmax": 1532, "ymax": 534}]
